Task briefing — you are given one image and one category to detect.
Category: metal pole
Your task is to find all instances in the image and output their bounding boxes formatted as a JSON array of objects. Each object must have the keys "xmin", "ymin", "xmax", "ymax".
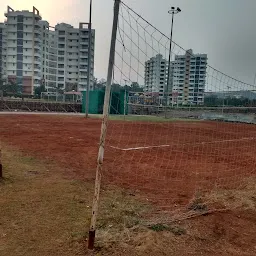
[
  {"xmin": 86, "ymin": 0, "xmax": 93, "ymax": 118},
  {"xmin": 124, "ymin": 89, "xmax": 126, "ymax": 120},
  {"xmin": 222, "ymin": 95, "xmax": 225, "ymax": 114},
  {"xmin": 165, "ymin": 12, "xmax": 174, "ymax": 119},
  {"xmin": 88, "ymin": 0, "xmax": 120, "ymax": 250},
  {"xmin": 124, "ymin": 79, "xmax": 127, "ymax": 120}
]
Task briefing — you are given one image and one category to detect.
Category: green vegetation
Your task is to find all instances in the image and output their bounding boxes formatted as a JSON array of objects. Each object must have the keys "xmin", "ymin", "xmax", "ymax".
[{"xmin": 89, "ymin": 114, "xmax": 199, "ymax": 122}]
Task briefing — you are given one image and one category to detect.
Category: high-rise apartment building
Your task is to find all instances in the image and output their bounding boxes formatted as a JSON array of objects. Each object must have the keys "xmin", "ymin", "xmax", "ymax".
[
  {"xmin": 0, "ymin": 6, "xmax": 95, "ymax": 95},
  {"xmin": 144, "ymin": 50, "xmax": 207, "ymax": 105},
  {"xmin": 170, "ymin": 49, "xmax": 207, "ymax": 105},
  {"xmin": 144, "ymin": 54, "xmax": 167, "ymax": 101}
]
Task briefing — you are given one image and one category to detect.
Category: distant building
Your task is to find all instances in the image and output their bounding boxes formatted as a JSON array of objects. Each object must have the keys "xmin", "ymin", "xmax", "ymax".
[
  {"xmin": 0, "ymin": 6, "xmax": 95, "ymax": 95},
  {"xmin": 170, "ymin": 49, "xmax": 207, "ymax": 105},
  {"xmin": 144, "ymin": 54, "xmax": 167, "ymax": 102},
  {"xmin": 205, "ymin": 90, "xmax": 256, "ymax": 100},
  {"xmin": 144, "ymin": 50, "xmax": 207, "ymax": 106}
]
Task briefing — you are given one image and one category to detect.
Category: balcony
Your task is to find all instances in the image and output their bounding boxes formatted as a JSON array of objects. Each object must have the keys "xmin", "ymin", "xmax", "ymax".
[
  {"xmin": 34, "ymin": 71, "xmax": 41, "ymax": 79},
  {"xmin": 34, "ymin": 36, "xmax": 42, "ymax": 42},
  {"xmin": 34, "ymin": 57, "xmax": 41, "ymax": 64},
  {"xmin": 34, "ymin": 43, "xmax": 41, "ymax": 50},
  {"xmin": 34, "ymin": 51, "xmax": 40, "ymax": 58},
  {"xmin": 34, "ymin": 30, "xmax": 40, "ymax": 36}
]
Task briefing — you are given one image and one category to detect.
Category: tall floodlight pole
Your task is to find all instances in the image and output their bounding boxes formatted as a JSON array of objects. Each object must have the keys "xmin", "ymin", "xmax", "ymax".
[
  {"xmin": 86, "ymin": 0, "xmax": 92, "ymax": 118},
  {"xmin": 165, "ymin": 7, "xmax": 181, "ymax": 119},
  {"xmin": 124, "ymin": 79, "xmax": 128, "ymax": 119},
  {"xmin": 227, "ymin": 85, "xmax": 231, "ymax": 107}
]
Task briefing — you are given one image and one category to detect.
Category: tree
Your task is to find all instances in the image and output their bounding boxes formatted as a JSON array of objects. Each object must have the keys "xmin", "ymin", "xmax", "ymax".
[
  {"xmin": 94, "ymin": 78, "xmax": 106, "ymax": 90},
  {"xmin": 0, "ymin": 76, "xmax": 19, "ymax": 97},
  {"xmin": 66, "ymin": 83, "xmax": 78, "ymax": 92},
  {"xmin": 34, "ymin": 84, "xmax": 46, "ymax": 98},
  {"xmin": 130, "ymin": 82, "xmax": 143, "ymax": 92}
]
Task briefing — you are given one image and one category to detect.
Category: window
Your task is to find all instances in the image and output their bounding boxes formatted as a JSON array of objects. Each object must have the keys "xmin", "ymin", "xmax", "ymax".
[
  {"xmin": 17, "ymin": 70, "xmax": 22, "ymax": 76},
  {"xmin": 17, "ymin": 31, "xmax": 23, "ymax": 38},
  {"xmin": 17, "ymin": 62, "xmax": 22, "ymax": 69},
  {"xmin": 25, "ymin": 71, "xmax": 27, "ymax": 74},
  {"xmin": 13, "ymin": 63, "xmax": 15, "ymax": 66},
  {"xmin": 17, "ymin": 23, "xmax": 23, "ymax": 30},
  {"xmin": 17, "ymin": 39, "xmax": 23, "ymax": 45},
  {"xmin": 17, "ymin": 46, "xmax": 23, "ymax": 53},
  {"xmin": 17, "ymin": 15, "xmax": 23, "ymax": 22},
  {"xmin": 17, "ymin": 54, "xmax": 23, "ymax": 61}
]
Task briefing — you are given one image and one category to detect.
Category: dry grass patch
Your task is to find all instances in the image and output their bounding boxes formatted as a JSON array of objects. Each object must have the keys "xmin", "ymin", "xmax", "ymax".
[{"xmin": 0, "ymin": 145, "xmax": 150, "ymax": 256}]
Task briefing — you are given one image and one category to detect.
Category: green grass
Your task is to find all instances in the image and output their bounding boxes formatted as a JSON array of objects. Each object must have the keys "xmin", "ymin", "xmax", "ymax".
[{"xmin": 89, "ymin": 114, "xmax": 199, "ymax": 122}]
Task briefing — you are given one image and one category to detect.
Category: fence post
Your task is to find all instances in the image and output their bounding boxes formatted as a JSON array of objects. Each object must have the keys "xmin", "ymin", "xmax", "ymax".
[{"xmin": 88, "ymin": 0, "xmax": 121, "ymax": 250}]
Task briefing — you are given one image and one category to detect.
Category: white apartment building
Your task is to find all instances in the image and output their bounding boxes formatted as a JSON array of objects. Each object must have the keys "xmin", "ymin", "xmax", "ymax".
[
  {"xmin": 144, "ymin": 54, "xmax": 167, "ymax": 100},
  {"xmin": 170, "ymin": 49, "xmax": 207, "ymax": 105},
  {"xmin": 0, "ymin": 6, "xmax": 95, "ymax": 95}
]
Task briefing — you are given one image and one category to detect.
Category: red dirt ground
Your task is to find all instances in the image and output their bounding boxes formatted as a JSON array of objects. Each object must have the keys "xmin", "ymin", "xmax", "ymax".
[{"xmin": 0, "ymin": 114, "xmax": 256, "ymax": 209}]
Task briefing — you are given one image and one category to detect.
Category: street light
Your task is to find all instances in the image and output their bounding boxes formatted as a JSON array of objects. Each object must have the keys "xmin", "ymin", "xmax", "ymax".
[{"xmin": 165, "ymin": 7, "xmax": 181, "ymax": 119}]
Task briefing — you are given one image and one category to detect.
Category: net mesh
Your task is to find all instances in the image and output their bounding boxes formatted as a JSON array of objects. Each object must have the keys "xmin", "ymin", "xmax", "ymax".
[{"xmin": 102, "ymin": 1, "xmax": 256, "ymax": 219}]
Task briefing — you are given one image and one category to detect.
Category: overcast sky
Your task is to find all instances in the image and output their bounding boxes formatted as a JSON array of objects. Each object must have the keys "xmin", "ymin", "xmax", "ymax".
[{"xmin": 1, "ymin": 0, "xmax": 256, "ymax": 86}]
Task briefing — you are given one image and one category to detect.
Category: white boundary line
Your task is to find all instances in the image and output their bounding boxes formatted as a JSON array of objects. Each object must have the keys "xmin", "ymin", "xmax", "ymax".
[
  {"xmin": 110, "ymin": 137, "xmax": 256, "ymax": 151},
  {"xmin": 110, "ymin": 144, "xmax": 170, "ymax": 151}
]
